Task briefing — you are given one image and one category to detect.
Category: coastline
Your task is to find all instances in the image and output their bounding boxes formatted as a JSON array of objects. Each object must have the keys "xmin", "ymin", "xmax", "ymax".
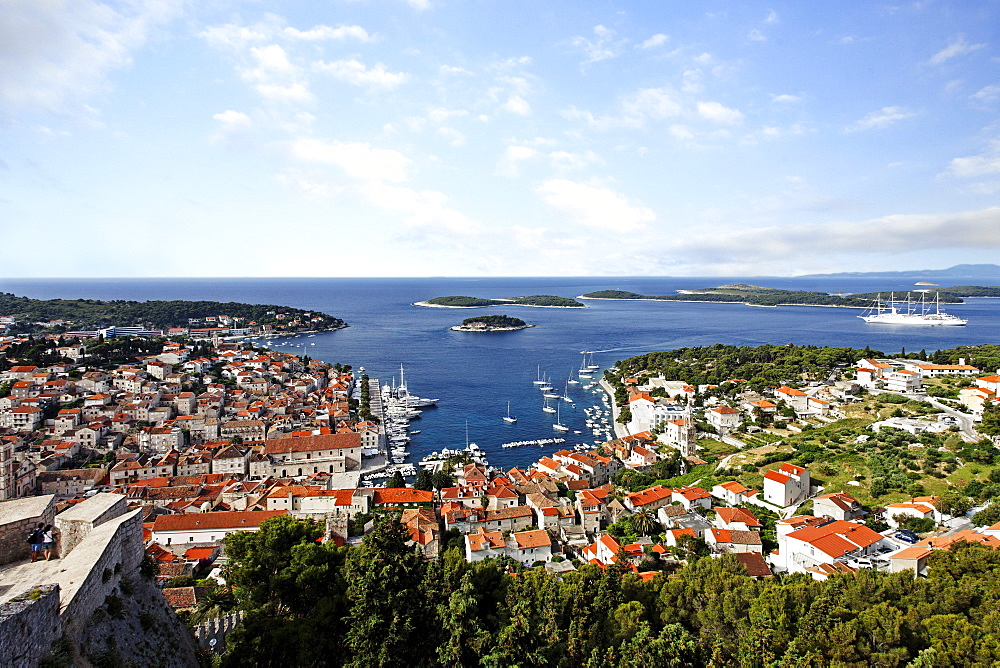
[
  {"xmin": 414, "ymin": 300, "xmax": 586, "ymax": 309},
  {"xmin": 450, "ymin": 324, "xmax": 536, "ymax": 332},
  {"xmin": 577, "ymin": 296, "xmax": 872, "ymax": 310}
]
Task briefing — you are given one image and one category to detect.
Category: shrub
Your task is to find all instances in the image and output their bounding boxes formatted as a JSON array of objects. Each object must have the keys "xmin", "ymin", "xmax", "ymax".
[{"xmin": 105, "ymin": 594, "xmax": 125, "ymax": 619}]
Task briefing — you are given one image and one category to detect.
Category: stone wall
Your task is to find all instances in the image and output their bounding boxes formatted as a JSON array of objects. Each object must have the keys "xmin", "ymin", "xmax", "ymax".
[
  {"xmin": 58, "ymin": 508, "xmax": 143, "ymax": 637},
  {"xmin": 55, "ymin": 492, "xmax": 126, "ymax": 557},
  {"xmin": 0, "ymin": 496, "xmax": 56, "ymax": 566},
  {"xmin": 0, "ymin": 583, "xmax": 61, "ymax": 668},
  {"xmin": 193, "ymin": 610, "xmax": 243, "ymax": 654}
]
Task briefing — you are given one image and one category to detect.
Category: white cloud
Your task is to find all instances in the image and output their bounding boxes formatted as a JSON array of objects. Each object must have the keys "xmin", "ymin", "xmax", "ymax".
[
  {"xmin": 623, "ymin": 88, "xmax": 684, "ymax": 122},
  {"xmin": 283, "ymin": 25, "xmax": 372, "ymax": 42},
  {"xmin": 971, "ymin": 84, "xmax": 1000, "ymax": 104},
  {"xmin": 359, "ymin": 182, "xmax": 480, "ymax": 234},
  {"xmin": 675, "ymin": 207, "xmax": 1000, "ymax": 265},
  {"xmin": 244, "ymin": 44, "xmax": 296, "ymax": 81},
  {"xmin": 639, "ymin": 34, "xmax": 668, "ymax": 50},
  {"xmin": 427, "ymin": 107, "xmax": 468, "ymax": 123},
  {"xmin": 571, "ymin": 25, "xmax": 620, "ymax": 64},
  {"xmin": 928, "ymin": 35, "xmax": 987, "ymax": 65},
  {"xmin": 845, "ymin": 106, "xmax": 916, "ymax": 132},
  {"xmin": 947, "ymin": 139, "xmax": 1000, "ymax": 177},
  {"xmin": 212, "ymin": 109, "xmax": 252, "ymax": 135},
  {"xmin": 502, "ymin": 95, "xmax": 532, "ymax": 116},
  {"xmin": 748, "ymin": 29, "xmax": 766, "ymax": 42},
  {"xmin": 563, "ymin": 87, "xmax": 684, "ymax": 131},
  {"xmin": 966, "ymin": 181, "xmax": 1000, "ymax": 195},
  {"xmin": 404, "ymin": 0, "xmax": 432, "ymax": 10},
  {"xmin": 289, "ymin": 139, "xmax": 411, "ymax": 182},
  {"xmin": 669, "ymin": 125, "xmax": 695, "ymax": 141},
  {"xmin": 436, "ymin": 127, "xmax": 466, "ymax": 146},
  {"xmin": 696, "ymin": 101, "xmax": 744, "ymax": 125},
  {"xmin": 535, "ymin": 180, "xmax": 655, "ymax": 232},
  {"xmin": 771, "ymin": 93, "xmax": 801, "ymax": 103},
  {"xmin": 549, "ymin": 150, "xmax": 602, "ymax": 171},
  {"xmin": 765, "ymin": 10, "xmax": 779, "ymax": 23},
  {"xmin": 496, "ymin": 145, "xmax": 541, "ymax": 177},
  {"xmin": 0, "ymin": 0, "xmax": 183, "ymax": 116},
  {"xmin": 681, "ymin": 69, "xmax": 703, "ymax": 94},
  {"xmin": 314, "ymin": 59, "xmax": 407, "ymax": 89},
  {"xmin": 439, "ymin": 65, "xmax": 472, "ymax": 76}
]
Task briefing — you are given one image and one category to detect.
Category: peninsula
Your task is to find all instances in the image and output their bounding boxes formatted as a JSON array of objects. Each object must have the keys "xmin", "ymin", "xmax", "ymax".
[
  {"xmin": 0, "ymin": 292, "xmax": 347, "ymax": 337},
  {"xmin": 451, "ymin": 314, "xmax": 532, "ymax": 332},
  {"xmin": 415, "ymin": 294, "xmax": 585, "ymax": 308},
  {"xmin": 580, "ymin": 284, "xmax": 1000, "ymax": 308}
]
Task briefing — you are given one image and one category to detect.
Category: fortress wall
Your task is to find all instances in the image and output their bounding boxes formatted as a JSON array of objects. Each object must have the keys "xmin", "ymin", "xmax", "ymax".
[
  {"xmin": 0, "ymin": 496, "xmax": 56, "ymax": 566},
  {"xmin": 0, "ymin": 584, "xmax": 61, "ymax": 668}
]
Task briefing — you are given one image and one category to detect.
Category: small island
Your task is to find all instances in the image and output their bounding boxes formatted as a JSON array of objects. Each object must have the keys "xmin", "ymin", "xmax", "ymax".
[
  {"xmin": 415, "ymin": 294, "xmax": 586, "ymax": 308},
  {"xmin": 451, "ymin": 314, "xmax": 533, "ymax": 332},
  {"xmin": 579, "ymin": 284, "xmax": 1000, "ymax": 308}
]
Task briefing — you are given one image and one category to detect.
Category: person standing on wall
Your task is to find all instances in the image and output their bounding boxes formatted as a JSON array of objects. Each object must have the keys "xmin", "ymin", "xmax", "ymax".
[
  {"xmin": 28, "ymin": 523, "xmax": 44, "ymax": 562},
  {"xmin": 41, "ymin": 524, "xmax": 57, "ymax": 561}
]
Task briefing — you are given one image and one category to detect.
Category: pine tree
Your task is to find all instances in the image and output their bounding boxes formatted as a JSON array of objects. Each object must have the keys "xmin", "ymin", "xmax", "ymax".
[{"xmin": 344, "ymin": 514, "xmax": 431, "ymax": 667}]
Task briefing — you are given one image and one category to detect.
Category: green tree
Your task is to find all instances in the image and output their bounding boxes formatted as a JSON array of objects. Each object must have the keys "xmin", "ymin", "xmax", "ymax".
[
  {"xmin": 437, "ymin": 571, "xmax": 490, "ymax": 666},
  {"xmin": 432, "ymin": 469, "xmax": 454, "ymax": 490},
  {"xmin": 631, "ymin": 509, "xmax": 657, "ymax": 536},
  {"xmin": 981, "ymin": 402, "xmax": 1000, "ymax": 438},
  {"xmin": 386, "ymin": 470, "xmax": 405, "ymax": 488},
  {"xmin": 344, "ymin": 514, "xmax": 432, "ymax": 667},
  {"xmin": 415, "ymin": 469, "xmax": 434, "ymax": 491}
]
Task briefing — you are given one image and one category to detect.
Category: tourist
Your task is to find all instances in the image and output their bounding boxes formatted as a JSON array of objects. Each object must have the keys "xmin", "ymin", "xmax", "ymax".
[
  {"xmin": 28, "ymin": 523, "xmax": 44, "ymax": 562},
  {"xmin": 42, "ymin": 524, "xmax": 57, "ymax": 561}
]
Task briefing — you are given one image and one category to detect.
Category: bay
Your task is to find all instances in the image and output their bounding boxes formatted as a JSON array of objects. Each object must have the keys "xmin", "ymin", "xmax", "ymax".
[{"xmin": 3, "ymin": 276, "xmax": 999, "ymax": 471}]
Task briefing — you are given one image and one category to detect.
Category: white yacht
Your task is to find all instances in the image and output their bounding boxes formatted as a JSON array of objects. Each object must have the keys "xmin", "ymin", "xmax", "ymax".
[{"xmin": 859, "ymin": 292, "xmax": 967, "ymax": 326}]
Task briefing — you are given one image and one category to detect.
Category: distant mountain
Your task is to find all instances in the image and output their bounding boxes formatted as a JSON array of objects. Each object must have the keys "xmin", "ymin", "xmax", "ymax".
[{"xmin": 800, "ymin": 264, "xmax": 1000, "ymax": 279}]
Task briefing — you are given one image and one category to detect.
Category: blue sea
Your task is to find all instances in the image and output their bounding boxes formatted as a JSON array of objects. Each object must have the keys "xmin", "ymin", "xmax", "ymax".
[{"xmin": 3, "ymin": 276, "xmax": 999, "ymax": 471}]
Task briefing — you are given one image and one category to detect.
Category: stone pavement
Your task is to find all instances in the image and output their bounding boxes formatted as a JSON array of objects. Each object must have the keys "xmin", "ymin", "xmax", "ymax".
[{"xmin": 0, "ymin": 555, "xmax": 67, "ymax": 605}]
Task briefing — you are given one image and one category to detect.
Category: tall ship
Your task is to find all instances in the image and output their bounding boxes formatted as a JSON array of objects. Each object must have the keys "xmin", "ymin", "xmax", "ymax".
[{"xmin": 858, "ymin": 292, "xmax": 967, "ymax": 326}]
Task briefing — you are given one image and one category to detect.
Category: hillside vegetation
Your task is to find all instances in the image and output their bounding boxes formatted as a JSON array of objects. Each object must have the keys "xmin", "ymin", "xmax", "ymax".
[
  {"xmin": 0, "ymin": 292, "xmax": 346, "ymax": 332},
  {"xmin": 220, "ymin": 514, "xmax": 1000, "ymax": 667},
  {"xmin": 580, "ymin": 284, "xmax": 1000, "ymax": 307},
  {"xmin": 424, "ymin": 294, "xmax": 584, "ymax": 307},
  {"xmin": 459, "ymin": 314, "xmax": 527, "ymax": 328}
]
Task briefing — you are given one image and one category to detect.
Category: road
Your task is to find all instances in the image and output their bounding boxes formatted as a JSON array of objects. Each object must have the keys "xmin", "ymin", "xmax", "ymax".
[{"xmin": 906, "ymin": 392, "xmax": 980, "ymax": 442}]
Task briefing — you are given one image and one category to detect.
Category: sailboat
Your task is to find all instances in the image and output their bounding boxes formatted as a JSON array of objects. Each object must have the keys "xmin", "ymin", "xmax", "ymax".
[
  {"xmin": 533, "ymin": 365, "xmax": 546, "ymax": 385},
  {"xmin": 542, "ymin": 396, "xmax": 557, "ymax": 413},
  {"xmin": 567, "ymin": 369, "xmax": 580, "ymax": 385},
  {"xmin": 578, "ymin": 352, "xmax": 593, "ymax": 378},
  {"xmin": 562, "ymin": 380, "xmax": 573, "ymax": 402},
  {"xmin": 553, "ymin": 403, "xmax": 570, "ymax": 431},
  {"xmin": 858, "ymin": 291, "xmax": 968, "ymax": 326},
  {"xmin": 503, "ymin": 401, "xmax": 517, "ymax": 423}
]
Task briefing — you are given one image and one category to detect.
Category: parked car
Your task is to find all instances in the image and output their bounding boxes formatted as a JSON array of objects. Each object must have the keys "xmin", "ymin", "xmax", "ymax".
[
  {"xmin": 897, "ymin": 529, "xmax": 919, "ymax": 541},
  {"xmin": 895, "ymin": 532, "xmax": 918, "ymax": 544}
]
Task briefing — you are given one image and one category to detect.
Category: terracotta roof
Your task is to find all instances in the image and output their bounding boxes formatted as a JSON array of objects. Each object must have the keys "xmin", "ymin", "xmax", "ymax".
[
  {"xmin": 262, "ymin": 432, "xmax": 361, "ymax": 455},
  {"xmin": 716, "ymin": 507, "xmax": 761, "ymax": 528},
  {"xmin": 732, "ymin": 552, "xmax": 772, "ymax": 577},
  {"xmin": 711, "ymin": 528, "xmax": 762, "ymax": 545},
  {"xmin": 764, "ymin": 470, "xmax": 790, "ymax": 484},
  {"xmin": 162, "ymin": 586, "xmax": 214, "ymax": 608},
  {"xmin": 151, "ymin": 510, "xmax": 287, "ymax": 532},
  {"xmin": 512, "ymin": 529, "xmax": 551, "ymax": 549}
]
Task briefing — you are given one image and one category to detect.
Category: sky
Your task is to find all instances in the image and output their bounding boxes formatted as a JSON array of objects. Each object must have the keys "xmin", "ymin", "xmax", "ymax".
[{"xmin": 2, "ymin": 1, "xmax": 1000, "ymax": 278}]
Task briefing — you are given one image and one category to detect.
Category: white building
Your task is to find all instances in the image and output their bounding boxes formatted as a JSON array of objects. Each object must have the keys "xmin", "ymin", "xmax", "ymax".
[{"xmin": 763, "ymin": 463, "xmax": 810, "ymax": 507}]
